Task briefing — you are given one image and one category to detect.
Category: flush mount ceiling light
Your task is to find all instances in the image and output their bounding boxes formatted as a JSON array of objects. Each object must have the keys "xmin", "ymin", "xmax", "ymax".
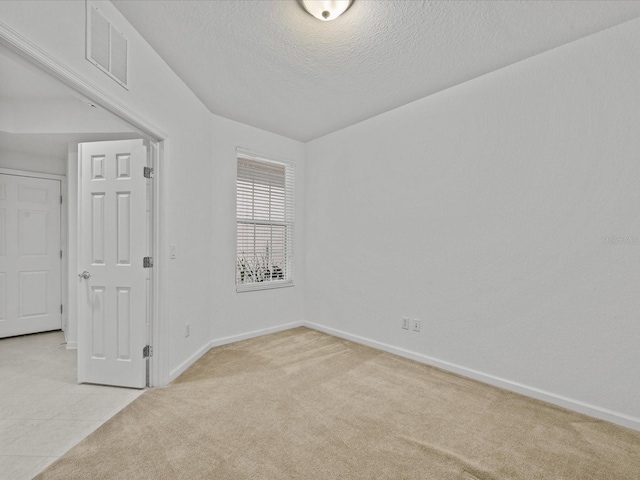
[{"xmin": 300, "ymin": 0, "xmax": 354, "ymax": 21}]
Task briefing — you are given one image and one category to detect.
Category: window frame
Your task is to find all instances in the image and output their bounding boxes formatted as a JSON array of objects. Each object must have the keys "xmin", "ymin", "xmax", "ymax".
[{"xmin": 235, "ymin": 147, "xmax": 295, "ymax": 293}]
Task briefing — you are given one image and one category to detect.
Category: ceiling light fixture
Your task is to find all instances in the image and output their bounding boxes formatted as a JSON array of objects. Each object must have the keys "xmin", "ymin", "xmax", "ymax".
[{"xmin": 300, "ymin": 0, "xmax": 354, "ymax": 21}]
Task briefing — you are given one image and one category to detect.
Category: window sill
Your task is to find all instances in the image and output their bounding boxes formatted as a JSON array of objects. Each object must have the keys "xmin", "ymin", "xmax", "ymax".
[{"xmin": 236, "ymin": 280, "xmax": 294, "ymax": 293}]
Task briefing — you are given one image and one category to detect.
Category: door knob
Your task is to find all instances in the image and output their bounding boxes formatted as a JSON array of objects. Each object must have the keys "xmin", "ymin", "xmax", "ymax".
[{"xmin": 78, "ymin": 271, "xmax": 91, "ymax": 279}]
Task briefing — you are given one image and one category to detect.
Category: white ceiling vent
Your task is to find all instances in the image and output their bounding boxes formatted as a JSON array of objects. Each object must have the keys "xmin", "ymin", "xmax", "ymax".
[{"xmin": 86, "ymin": 4, "xmax": 128, "ymax": 89}]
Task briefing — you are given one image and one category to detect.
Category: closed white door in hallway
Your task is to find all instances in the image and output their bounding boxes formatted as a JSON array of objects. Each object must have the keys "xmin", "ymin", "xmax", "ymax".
[{"xmin": 0, "ymin": 174, "xmax": 61, "ymax": 338}]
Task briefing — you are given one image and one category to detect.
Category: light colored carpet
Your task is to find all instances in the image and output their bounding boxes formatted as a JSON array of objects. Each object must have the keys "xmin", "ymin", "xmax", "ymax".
[{"xmin": 37, "ymin": 327, "xmax": 640, "ymax": 479}]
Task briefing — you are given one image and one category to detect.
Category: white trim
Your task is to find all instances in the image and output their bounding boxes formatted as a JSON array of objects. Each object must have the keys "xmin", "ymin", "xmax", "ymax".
[
  {"xmin": 149, "ymin": 141, "xmax": 167, "ymax": 387},
  {"xmin": 60, "ymin": 176, "xmax": 68, "ymax": 339},
  {"xmin": 303, "ymin": 322, "xmax": 640, "ymax": 432},
  {"xmin": 168, "ymin": 341, "xmax": 212, "ymax": 385},
  {"xmin": 236, "ymin": 280, "xmax": 294, "ymax": 293},
  {"xmin": 236, "ymin": 146, "xmax": 293, "ymax": 167},
  {"xmin": 156, "ymin": 317, "xmax": 640, "ymax": 431},
  {"xmin": 0, "ymin": 168, "xmax": 65, "ymax": 181},
  {"xmin": 168, "ymin": 321, "xmax": 304, "ymax": 383},
  {"xmin": 0, "ymin": 19, "xmax": 166, "ymax": 141},
  {"xmin": 66, "ymin": 147, "xmax": 79, "ymax": 349},
  {"xmin": 235, "ymin": 148, "xmax": 296, "ymax": 290}
]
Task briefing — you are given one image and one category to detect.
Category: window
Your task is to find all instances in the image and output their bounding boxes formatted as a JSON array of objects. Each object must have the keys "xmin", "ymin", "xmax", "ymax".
[{"xmin": 236, "ymin": 148, "xmax": 294, "ymax": 291}]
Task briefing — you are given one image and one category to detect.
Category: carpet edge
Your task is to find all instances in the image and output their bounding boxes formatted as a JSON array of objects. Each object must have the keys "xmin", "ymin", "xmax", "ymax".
[
  {"xmin": 304, "ymin": 321, "xmax": 640, "ymax": 432},
  {"xmin": 168, "ymin": 321, "xmax": 305, "ymax": 383}
]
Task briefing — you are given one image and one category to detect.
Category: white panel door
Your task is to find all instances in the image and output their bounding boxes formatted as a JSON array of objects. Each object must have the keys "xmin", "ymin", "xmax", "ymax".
[
  {"xmin": 78, "ymin": 140, "xmax": 148, "ymax": 388},
  {"xmin": 0, "ymin": 174, "xmax": 61, "ymax": 338}
]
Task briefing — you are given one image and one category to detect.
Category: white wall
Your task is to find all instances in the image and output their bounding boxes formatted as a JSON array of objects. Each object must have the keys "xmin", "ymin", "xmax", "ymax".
[
  {"xmin": 305, "ymin": 18, "xmax": 640, "ymax": 426},
  {"xmin": 3, "ymin": 0, "xmax": 637, "ymax": 428},
  {"xmin": 0, "ymin": 148, "xmax": 65, "ymax": 175},
  {"xmin": 165, "ymin": 114, "xmax": 306, "ymax": 381},
  {"xmin": 208, "ymin": 114, "xmax": 305, "ymax": 341},
  {"xmin": 0, "ymin": 0, "xmax": 213, "ymax": 380},
  {"xmin": 0, "ymin": 98, "xmax": 132, "ymax": 134},
  {"xmin": 0, "ymin": 0, "xmax": 306, "ymax": 382}
]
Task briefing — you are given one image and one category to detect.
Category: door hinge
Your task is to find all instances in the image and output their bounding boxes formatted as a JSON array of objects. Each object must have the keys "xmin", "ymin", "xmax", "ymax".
[
  {"xmin": 143, "ymin": 345, "xmax": 153, "ymax": 358},
  {"xmin": 143, "ymin": 256, "xmax": 153, "ymax": 268},
  {"xmin": 143, "ymin": 166, "xmax": 154, "ymax": 179},
  {"xmin": 60, "ymin": 195, "xmax": 63, "ymax": 204},
  {"xmin": 60, "ymin": 250, "xmax": 63, "ymax": 259},
  {"xmin": 60, "ymin": 304, "xmax": 63, "ymax": 314}
]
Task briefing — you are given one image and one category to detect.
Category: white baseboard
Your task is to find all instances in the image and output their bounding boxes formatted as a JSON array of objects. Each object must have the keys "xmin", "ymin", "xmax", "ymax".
[
  {"xmin": 206, "ymin": 321, "xmax": 304, "ymax": 350},
  {"xmin": 304, "ymin": 322, "xmax": 640, "ymax": 432},
  {"xmin": 164, "ymin": 319, "xmax": 639, "ymax": 431},
  {"xmin": 168, "ymin": 321, "xmax": 304, "ymax": 383},
  {"xmin": 65, "ymin": 341, "xmax": 78, "ymax": 350},
  {"xmin": 168, "ymin": 341, "xmax": 212, "ymax": 384}
]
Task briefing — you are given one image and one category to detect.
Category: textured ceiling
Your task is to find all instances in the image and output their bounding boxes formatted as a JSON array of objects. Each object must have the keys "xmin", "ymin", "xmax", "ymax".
[{"xmin": 112, "ymin": 0, "xmax": 640, "ymax": 142}]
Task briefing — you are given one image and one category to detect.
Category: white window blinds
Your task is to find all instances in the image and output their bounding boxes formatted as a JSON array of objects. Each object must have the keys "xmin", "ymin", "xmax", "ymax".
[{"xmin": 236, "ymin": 149, "xmax": 294, "ymax": 291}]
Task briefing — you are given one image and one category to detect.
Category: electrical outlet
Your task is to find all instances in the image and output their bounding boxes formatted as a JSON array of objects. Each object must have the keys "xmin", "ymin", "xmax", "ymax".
[
  {"xmin": 185, "ymin": 323, "xmax": 190, "ymax": 338},
  {"xmin": 412, "ymin": 319, "xmax": 421, "ymax": 332},
  {"xmin": 402, "ymin": 317, "xmax": 410, "ymax": 330}
]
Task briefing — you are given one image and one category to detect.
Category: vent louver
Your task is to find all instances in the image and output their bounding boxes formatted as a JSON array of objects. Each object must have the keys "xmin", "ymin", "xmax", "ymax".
[{"xmin": 86, "ymin": 5, "xmax": 128, "ymax": 89}]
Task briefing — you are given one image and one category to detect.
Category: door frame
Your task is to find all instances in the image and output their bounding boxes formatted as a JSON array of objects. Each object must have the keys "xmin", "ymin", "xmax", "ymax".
[
  {"xmin": 0, "ymin": 21, "xmax": 169, "ymax": 387},
  {"xmin": 0, "ymin": 168, "xmax": 66, "ymax": 335}
]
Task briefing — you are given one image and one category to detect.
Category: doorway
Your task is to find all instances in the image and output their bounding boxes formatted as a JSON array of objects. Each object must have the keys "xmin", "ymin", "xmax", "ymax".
[{"xmin": 0, "ymin": 32, "xmax": 163, "ymax": 389}]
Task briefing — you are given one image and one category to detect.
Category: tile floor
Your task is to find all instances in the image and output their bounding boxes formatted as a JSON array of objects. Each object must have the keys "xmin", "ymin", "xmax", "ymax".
[{"xmin": 0, "ymin": 331, "xmax": 144, "ymax": 480}]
